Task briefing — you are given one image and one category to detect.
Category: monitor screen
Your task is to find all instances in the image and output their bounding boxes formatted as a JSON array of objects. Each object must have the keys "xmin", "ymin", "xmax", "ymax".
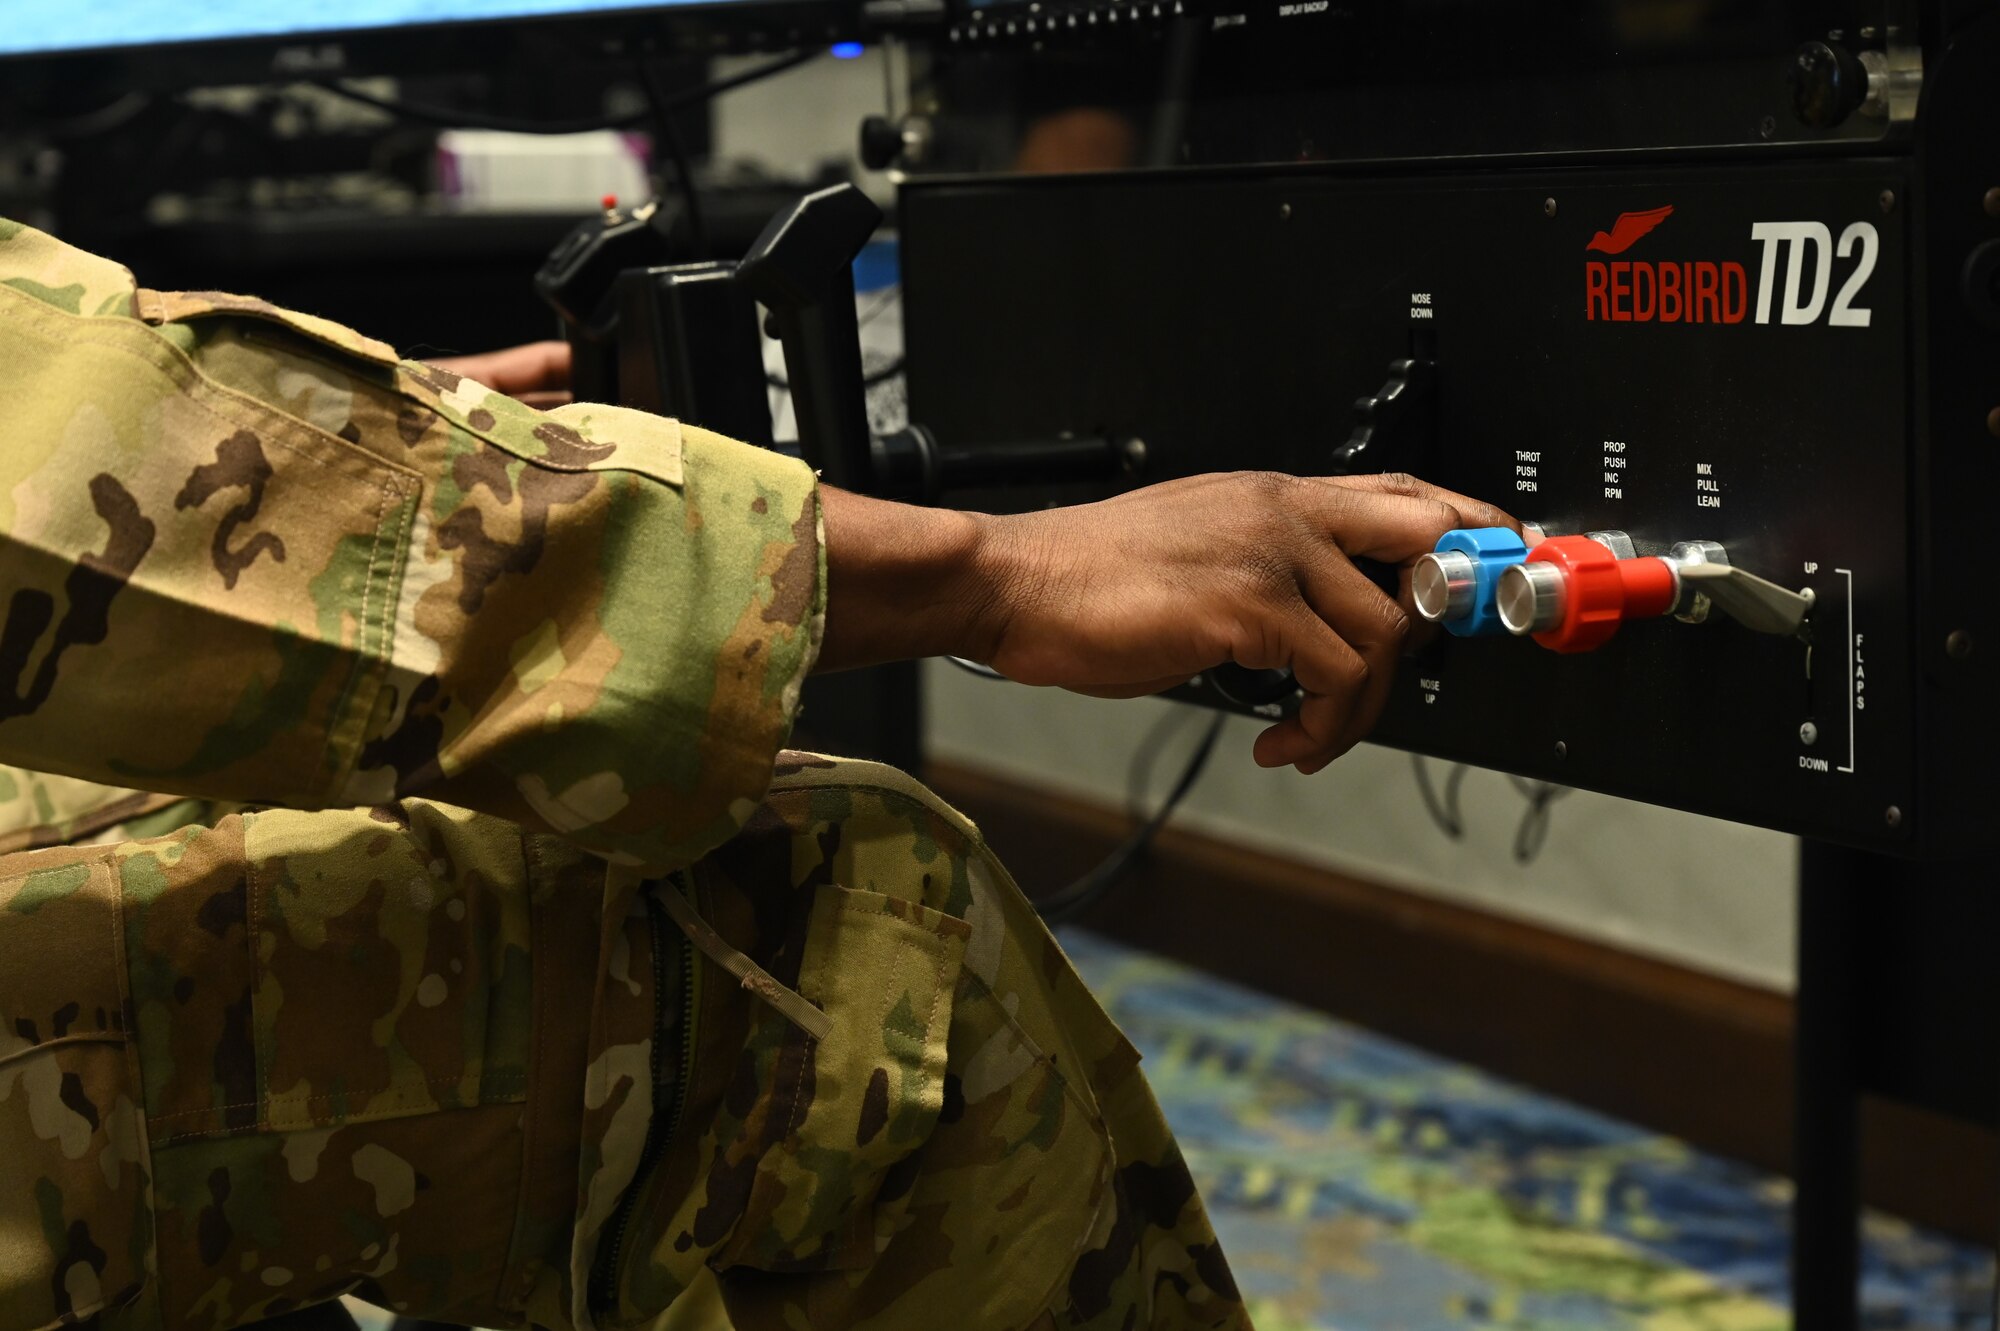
[{"xmin": 0, "ymin": 0, "xmax": 782, "ymax": 58}]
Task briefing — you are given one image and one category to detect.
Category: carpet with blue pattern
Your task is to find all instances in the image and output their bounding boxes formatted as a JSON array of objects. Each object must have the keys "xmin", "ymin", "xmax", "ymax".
[{"xmin": 1061, "ymin": 929, "xmax": 1993, "ymax": 1331}]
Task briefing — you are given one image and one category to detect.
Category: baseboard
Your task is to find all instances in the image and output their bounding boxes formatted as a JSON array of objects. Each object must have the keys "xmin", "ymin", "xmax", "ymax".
[{"xmin": 923, "ymin": 758, "xmax": 2000, "ymax": 1246}]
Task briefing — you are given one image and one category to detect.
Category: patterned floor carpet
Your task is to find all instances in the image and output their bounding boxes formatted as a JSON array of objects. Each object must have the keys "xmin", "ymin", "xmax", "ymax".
[{"xmin": 1061, "ymin": 929, "xmax": 1995, "ymax": 1331}]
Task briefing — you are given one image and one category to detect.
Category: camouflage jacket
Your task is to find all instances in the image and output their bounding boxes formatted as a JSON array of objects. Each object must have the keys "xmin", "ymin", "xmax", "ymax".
[{"xmin": 0, "ymin": 219, "xmax": 824, "ymax": 871}]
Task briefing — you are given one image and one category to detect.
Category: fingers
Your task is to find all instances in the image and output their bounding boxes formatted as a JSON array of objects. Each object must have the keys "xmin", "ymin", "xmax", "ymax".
[
  {"xmin": 1235, "ymin": 471, "xmax": 1516, "ymax": 772},
  {"xmin": 1248, "ymin": 549, "xmax": 1407, "ymax": 768},
  {"xmin": 1335, "ymin": 471, "xmax": 1522, "ymax": 533},
  {"xmin": 426, "ymin": 341, "xmax": 574, "ymax": 401},
  {"xmin": 1253, "ymin": 695, "xmax": 1360, "ymax": 769},
  {"xmin": 1305, "ymin": 472, "xmax": 1522, "ymax": 563},
  {"xmin": 1306, "ymin": 482, "xmax": 1470, "ymax": 564},
  {"xmin": 1304, "ymin": 553, "xmax": 1407, "ymax": 750},
  {"xmin": 1231, "ymin": 550, "xmax": 1405, "ymax": 769},
  {"xmin": 512, "ymin": 340, "xmax": 575, "ymax": 392},
  {"xmin": 1268, "ymin": 601, "xmax": 1373, "ymax": 714}
]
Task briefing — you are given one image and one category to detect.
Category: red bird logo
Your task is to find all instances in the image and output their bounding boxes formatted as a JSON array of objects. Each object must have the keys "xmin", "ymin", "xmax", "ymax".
[{"xmin": 1585, "ymin": 205, "xmax": 1675, "ymax": 254}]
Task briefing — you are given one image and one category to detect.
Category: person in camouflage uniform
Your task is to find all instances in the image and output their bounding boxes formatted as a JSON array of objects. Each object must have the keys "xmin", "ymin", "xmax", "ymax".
[{"xmin": 0, "ymin": 218, "xmax": 1517, "ymax": 1331}]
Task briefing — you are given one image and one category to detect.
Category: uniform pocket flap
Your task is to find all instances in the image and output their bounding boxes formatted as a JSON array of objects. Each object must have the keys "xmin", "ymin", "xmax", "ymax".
[
  {"xmin": 716, "ymin": 885, "xmax": 968, "ymax": 1273},
  {"xmin": 137, "ymin": 288, "xmax": 400, "ymax": 368}
]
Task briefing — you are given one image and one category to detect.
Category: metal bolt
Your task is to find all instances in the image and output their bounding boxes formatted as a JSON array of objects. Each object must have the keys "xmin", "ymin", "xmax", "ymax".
[
  {"xmin": 1947, "ymin": 629, "xmax": 1974, "ymax": 660},
  {"xmin": 1543, "ymin": 197, "xmax": 1558, "ymax": 218},
  {"xmin": 1121, "ymin": 437, "xmax": 1149, "ymax": 473},
  {"xmin": 1554, "ymin": 740, "xmax": 1568, "ymax": 759},
  {"xmin": 1859, "ymin": 24, "xmax": 1878, "ymax": 39},
  {"xmin": 1986, "ymin": 187, "xmax": 2000, "ymax": 219},
  {"xmin": 1760, "ymin": 115, "xmax": 1777, "ymax": 139},
  {"xmin": 1800, "ymin": 721, "xmax": 1820, "ymax": 746},
  {"xmin": 1885, "ymin": 805, "xmax": 1903, "ymax": 828},
  {"xmin": 1278, "ymin": 203, "xmax": 1292, "ymax": 222},
  {"xmin": 1879, "ymin": 189, "xmax": 1896, "ymax": 214}
]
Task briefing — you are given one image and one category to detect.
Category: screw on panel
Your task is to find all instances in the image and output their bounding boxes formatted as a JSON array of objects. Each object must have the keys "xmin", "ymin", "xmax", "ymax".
[
  {"xmin": 1947, "ymin": 629, "xmax": 1974, "ymax": 660},
  {"xmin": 1760, "ymin": 115, "xmax": 1777, "ymax": 139},
  {"xmin": 1879, "ymin": 189, "xmax": 1896, "ymax": 213},
  {"xmin": 1984, "ymin": 186, "xmax": 2000, "ymax": 218},
  {"xmin": 1554, "ymin": 740, "xmax": 1568, "ymax": 759},
  {"xmin": 1279, "ymin": 203, "xmax": 1292, "ymax": 222},
  {"xmin": 1799, "ymin": 721, "xmax": 1819, "ymax": 746},
  {"xmin": 1885, "ymin": 805, "xmax": 1902, "ymax": 828},
  {"xmin": 1543, "ymin": 197, "xmax": 1558, "ymax": 218},
  {"xmin": 1121, "ymin": 437, "xmax": 1149, "ymax": 473}
]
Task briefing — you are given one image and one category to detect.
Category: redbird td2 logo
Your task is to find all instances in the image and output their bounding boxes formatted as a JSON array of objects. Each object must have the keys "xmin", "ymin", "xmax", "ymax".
[{"xmin": 1583, "ymin": 204, "xmax": 1880, "ymax": 327}]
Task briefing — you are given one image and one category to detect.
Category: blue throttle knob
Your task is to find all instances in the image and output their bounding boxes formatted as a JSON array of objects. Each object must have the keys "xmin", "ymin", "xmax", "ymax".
[{"xmin": 1412, "ymin": 527, "xmax": 1530, "ymax": 637}]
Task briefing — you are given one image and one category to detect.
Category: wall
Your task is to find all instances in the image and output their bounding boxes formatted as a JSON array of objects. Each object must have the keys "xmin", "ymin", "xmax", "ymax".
[
  {"xmin": 925, "ymin": 662, "xmax": 1801, "ymax": 991},
  {"xmin": 708, "ymin": 50, "xmax": 891, "ymax": 188}
]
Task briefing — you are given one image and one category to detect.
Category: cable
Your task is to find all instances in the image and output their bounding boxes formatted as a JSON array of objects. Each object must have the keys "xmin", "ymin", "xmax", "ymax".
[
  {"xmin": 1507, "ymin": 776, "xmax": 1571, "ymax": 865},
  {"xmin": 35, "ymin": 91, "xmax": 152, "ymax": 139},
  {"xmin": 1413, "ymin": 758, "xmax": 1568, "ymax": 863},
  {"xmin": 1412, "ymin": 755, "xmax": 1469, "ymax": 840},
  {"xmin": 310, "ymin": 49, "xmax": 818, "ymax": 136},
  {"xmin": 671, "ymin": 49, "xmax": 823, "ymax": 106},
  {"xmin": 635, "ymin": 56, "xmax": 710, "ymax": 260},
  {"xmin": 863, "ymin": 357, "xmax": 907, "ymax": 386},
  {"xmin": 768, "ymin": 356, "xmax": 904, "ymax": 392},
  {"xmin": 1036, "ymin": 710, "xmax": 1225, "ymax": 926},
  {"xmin": 768, "ymin": 292, "xmax": 903, "ymax": 387},
  {"xmin": 857, "ymin": 286, "xmax": 901, "ymax": 329},
  {"xmin": 311, "ymin": 79, "xmax": 626, "ymax": 134},
  {"xmin": 1143, "ymin": 14, "xmax": 1203, "ymax": 169}
]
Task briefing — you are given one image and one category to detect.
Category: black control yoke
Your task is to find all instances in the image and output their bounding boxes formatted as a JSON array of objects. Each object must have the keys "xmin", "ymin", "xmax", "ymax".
[
  {"xmin": 735, "ymin": 184, "xmax": 884, "ymax": 491},
  {"xmin": 540, "ymin": 184, "xmax": 1131, "ymax": 503}
]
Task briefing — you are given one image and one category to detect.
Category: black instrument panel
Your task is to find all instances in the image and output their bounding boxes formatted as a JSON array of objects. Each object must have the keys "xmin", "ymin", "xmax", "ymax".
[{"xmin": 901, "ymin": 158, "xmax": 1956, "ymax": 852}]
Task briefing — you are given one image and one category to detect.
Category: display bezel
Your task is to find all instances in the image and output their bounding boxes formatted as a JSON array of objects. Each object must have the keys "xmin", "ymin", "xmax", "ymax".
[{"xmin": 0, "ymin": 0, "xmax": 856, "ymax": 93}]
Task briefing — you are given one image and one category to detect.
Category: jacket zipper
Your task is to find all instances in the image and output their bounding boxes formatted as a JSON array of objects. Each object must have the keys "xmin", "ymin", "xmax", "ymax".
[
  {"xmin": 670, "ymin": 873, "xmax": 702, "ymax": 1140},
  {"xmin": 588, "ymin": 872, "xmax": 699, "ymax": 1317}
]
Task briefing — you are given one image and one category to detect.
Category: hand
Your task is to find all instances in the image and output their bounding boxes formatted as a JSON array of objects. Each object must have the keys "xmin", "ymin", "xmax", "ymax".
[
  {"xmin": 817, "ymin": 471, "xmax": 1520, "ymax": 774},
  {"xmin": 424, "ymin": 341, "xmax": 573, "ymax": 409}
]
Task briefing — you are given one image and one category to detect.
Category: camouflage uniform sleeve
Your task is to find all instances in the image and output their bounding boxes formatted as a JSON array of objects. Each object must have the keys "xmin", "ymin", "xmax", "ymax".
[{"xmin": 0, "ymin": 219, "xmax": 824, "ymax": 873}]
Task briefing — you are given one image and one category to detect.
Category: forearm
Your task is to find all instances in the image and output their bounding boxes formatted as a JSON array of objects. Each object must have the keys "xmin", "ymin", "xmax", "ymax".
[{"xmin": 816, "ymin": 486, "xmax": 1015, "ymax": 673}]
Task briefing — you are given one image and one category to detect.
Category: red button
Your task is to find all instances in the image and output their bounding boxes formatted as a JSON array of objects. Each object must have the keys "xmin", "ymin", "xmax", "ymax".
[{"xmin": 1524, "ymin": 536, "xmax": 1678, "ymax": 653}]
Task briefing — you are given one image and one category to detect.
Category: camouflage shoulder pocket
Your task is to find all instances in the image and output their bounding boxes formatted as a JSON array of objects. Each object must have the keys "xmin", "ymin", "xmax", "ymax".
[
  {"xmin": 135, "ymin": 289, "xmax": 400, "ymax": 369},
  {"xmin": 0, "ymin": 291, "xmax": 420, "ymax": 809},
  {"xmin": 713, "ymin": 884, "xmax": 968, "ymax": 1274},
  {"xmin": 0, "ymin": 855, "xmax": 154, "ymax": 1331}
]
